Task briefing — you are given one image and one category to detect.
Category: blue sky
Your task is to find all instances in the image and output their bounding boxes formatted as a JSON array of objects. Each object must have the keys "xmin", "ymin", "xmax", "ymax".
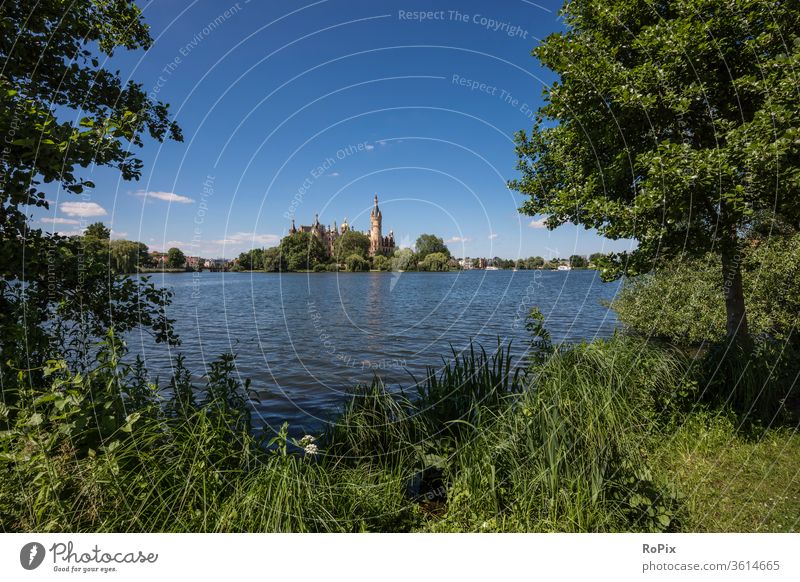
[{"xmin": 36, "ymin": 0, "xmax": 635, "ymax": 259}]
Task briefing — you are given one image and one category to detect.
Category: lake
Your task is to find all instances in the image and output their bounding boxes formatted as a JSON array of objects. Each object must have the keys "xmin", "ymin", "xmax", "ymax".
[{"xmin": 128, "ymin": 269, "xmax": 622, "ymax": 434}]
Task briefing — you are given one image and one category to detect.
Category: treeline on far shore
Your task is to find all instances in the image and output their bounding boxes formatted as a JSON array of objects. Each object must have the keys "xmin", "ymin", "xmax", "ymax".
[
  {"xmin": 72, "ymin": 222, "xmax": 608, "ymax": 275},
  {"xmin": 234, "ymin": 231, "xmax": 607, "ymax": 273}
]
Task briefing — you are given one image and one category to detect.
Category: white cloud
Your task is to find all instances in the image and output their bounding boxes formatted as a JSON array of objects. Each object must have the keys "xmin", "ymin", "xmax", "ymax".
[
  {"xmin": 41, "ymin": 217, "xmax": 80, "ymax": 225},
  {"xmin": 137, "ymin": 191, "xmax": 194, "ymax": 204},
  {"xmin": 328, "ymin": 172, "xmax": 340, "ymax": 177},
  {"xmin": 488, "ymin": 233, "xmax": 499, "ymax": 240},
  {"xmin": 446, "ymin": 236, "xmax": 470, "ymax": 244},
  {"xmin": 210, "ymin": 232, "xmax": 280, "ymax": 247},
  {"xmin": 59, "ymin": 201, "xmax": 107, "ymax": 217},
  {"xmin": 111, "ymin": 230, "xmax": 128, "ymax": 239},
  {"xmin": 364, "ymin": 143, "xmax": 375, "ymax": 150},
  {"xmin": 529, "ymin": 217, "xmax": 548, "ymax": 229}
]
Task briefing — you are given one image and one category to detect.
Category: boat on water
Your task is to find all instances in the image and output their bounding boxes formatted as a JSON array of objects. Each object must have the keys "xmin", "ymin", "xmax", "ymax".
[
  {"xmin": 485, "ymin": 266, "xmax": 500, "ymax": 271},
  {"xmin": 557, "ymin": 265, "xmax": 572, "ymax": 271}
]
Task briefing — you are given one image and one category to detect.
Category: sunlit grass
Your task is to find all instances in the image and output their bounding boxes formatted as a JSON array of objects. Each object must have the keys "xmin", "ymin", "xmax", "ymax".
[{"xmin": 1, "ymin": 335, "xmax": 797, "ymax": 533}]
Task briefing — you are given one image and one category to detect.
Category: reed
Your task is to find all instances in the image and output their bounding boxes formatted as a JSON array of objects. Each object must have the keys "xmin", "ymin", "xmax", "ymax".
[{"xmin": 1, "ymin": 333, "xmax": 796, "ymax": 533}]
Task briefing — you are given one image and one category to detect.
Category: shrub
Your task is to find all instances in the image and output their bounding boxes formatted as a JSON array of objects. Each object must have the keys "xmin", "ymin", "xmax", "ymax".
[
  {"xmin": 372, "ymin": 255, "xmax": 390, "ymax": 271},
  {"xmin": 418, "ymin": 252, "xmax": 450, "ymax": 272},
  {"xmin": 612, "ymin": 235, "xmax": 800, "ymax": 345},
  {"xmin": 346, "ymin": 254, "xmax": 369, "ymax": 272}
]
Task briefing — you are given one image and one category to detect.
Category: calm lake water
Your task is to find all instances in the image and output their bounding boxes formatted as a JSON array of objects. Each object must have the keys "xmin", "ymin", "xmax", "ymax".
[{"xmin": 128, "ymin": 269, "xmax": 622, "ymax": 433}]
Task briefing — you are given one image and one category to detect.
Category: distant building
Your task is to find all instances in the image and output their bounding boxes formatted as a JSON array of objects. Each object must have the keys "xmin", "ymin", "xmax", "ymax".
[
  {"xmin": 203, "ymin": 258, "xmax": 228, "ymax": 271},
  {"xmin": 290, "ymin": 194, "xmax": 395, "ymax": 257},
  {"xmin": 459, "ymin": 257, "xmax": 487, "ymax": 270},
  {"xmin": 186, "ymin": 256, "xmax": 202, "ymax": 270},
  {"xmin": 149, "ymin": 251, "xmax": 167, "ymax": 266}
]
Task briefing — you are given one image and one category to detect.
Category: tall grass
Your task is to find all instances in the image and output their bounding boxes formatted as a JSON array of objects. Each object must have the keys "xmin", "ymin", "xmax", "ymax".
[
  {"xmin": 434, "ymin": 337, "xmax": 691, "ymax": 532},
  {"xmin": 2, "ymin": 330, "xmax": 795, "ymax": 532}
]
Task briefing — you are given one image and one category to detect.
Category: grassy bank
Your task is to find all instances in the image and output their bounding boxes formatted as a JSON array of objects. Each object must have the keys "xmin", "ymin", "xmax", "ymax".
[{"xmin": 1, "ymin": 334, "xmax": 797, "ymax": 532}]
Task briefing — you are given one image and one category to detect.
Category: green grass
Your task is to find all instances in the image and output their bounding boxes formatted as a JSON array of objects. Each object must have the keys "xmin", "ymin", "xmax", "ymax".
[
  {"xmin": 654, "ymin": 412, "xmax": 800, "ymax": 532},
  {"xmin": 1, "ymin": 334, "xmax": 797, "ymax": 532}
]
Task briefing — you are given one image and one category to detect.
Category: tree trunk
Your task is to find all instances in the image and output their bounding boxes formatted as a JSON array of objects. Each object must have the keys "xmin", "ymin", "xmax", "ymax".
[{"xmin": 721, "ymin": 246, "xmax": 749, "ymax": 342}]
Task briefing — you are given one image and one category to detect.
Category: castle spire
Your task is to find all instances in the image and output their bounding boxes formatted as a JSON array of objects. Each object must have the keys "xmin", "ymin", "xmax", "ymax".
[{"xmin": 371, "ymin": 194, "xmax": 381, "ymax": 218}]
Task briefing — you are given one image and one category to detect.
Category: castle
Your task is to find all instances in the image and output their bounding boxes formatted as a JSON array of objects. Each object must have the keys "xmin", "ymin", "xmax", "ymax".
[{"xmin": 290, "ymin": 195, "xmax": 395, "ymax": 257}]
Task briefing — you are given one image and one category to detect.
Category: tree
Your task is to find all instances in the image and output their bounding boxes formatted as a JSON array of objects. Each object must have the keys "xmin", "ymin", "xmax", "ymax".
[
  {"xmin": 85, "ymin": 222, "xmax": 111, "ymax": 239},
  {"xmin": 543, "ymin": 259, "xmax": 559, "ymax": 270},
  {"xmin": 589, "ymin": 253, "xmax": 606, "ymax": 267},
  {"xmin": 0, "ymin": 1, "xmax": 182, "ymax": 397},
  {"xmin": 391, "ymin": 248, "xmax": 417, "ymax": 271},
  {"xmin": 346, "ymin": 254, "xmax": 369, "ymax": 272},
  {"xmin": 167, "ymin": 247, "xmax": 186, "ymax": 269},
  {"xmin": 569, "ymin": 255, "xmax": 588, "ymax": 269},
  {"xmin": 526, "ymin": 256, "xmax": 545, "ymax": 270},
  {"xmin": 333, "ymin": 231, "xmax": 370, "ymax": 262},
  {"xmin": 509, "ymin": 0, "xmax": 800, "ymax": 343},
  {"xmin": 280, "ymin": 232, "xmax": 329, "ymax": 271},
  {"xmin": 262, "ymin": 246, "xmax": 285, "ymax": 272},
  {"xmin": 419, "ymin": 252, "xmax": 450, "ymax": 272},
  {"xmin": 372, "ymin": 255, "xmax": 390, "ymax": 271},
  {"xmin": 613, "ymin": 235, "xmax": 800, "ymax": 346},
  {"xmin": 0, "ymin": 0, "xmax": 181, "ymax": 250},
  {"xmin": 237, "ymin": 248, "xmax": 264, "ymax": 271},
  {"xmin": 109, "ymin": 239, "xmax": 150, "ymax": 273},
  {"xmin": 415, "ymin": 234, "xmax": 450, "ymax": 260}
]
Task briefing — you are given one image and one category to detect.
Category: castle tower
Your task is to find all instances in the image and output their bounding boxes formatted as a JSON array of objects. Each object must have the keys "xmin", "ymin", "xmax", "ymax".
[{"xmin": 370, "ymin": 194, "xmax": 382, "ymax": 256}]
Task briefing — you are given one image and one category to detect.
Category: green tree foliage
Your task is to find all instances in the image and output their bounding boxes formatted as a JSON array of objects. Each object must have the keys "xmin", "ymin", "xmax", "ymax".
[
  {"xmin": 415, "ymin": 234, "xmax": 450, "ymax": 260},
  {"xmin": 589, "ymin": 253, "xmax": 607, "ymax": 267},
  {"xmin": 346, "ymin": 254, "xmax": 369, "ymax": 272},
  {"xmin": 491, "ymin": 257, "xmax": 515, "ymax": 269},
  {"xmin": 418, "ymin": 252, "xmax": 450, "ymax": 272},
  {"xmin": 391, "ymin": 248, "xmax": 417, "ymax": 271},
  {"xmin": 372, "ymin": 255, "xmax": 390, "ymax": 271},
  {"xmin": 509, "ymin": 0, "xmax": 800, "ymax": 342},
  {"xmin": 613, "ymin": 235, "xmax": 800, "ymax": 345},
  {"xmin": 262, "ymin": 246, "xmax": 285, "ymax": 272},
  {"xmin": 84, "ymin": 222, "xmax": 110, "ymax": 240},
  {"xmin": 333, "ymin": 231, "xmax": 370, "ymax": 261},
  {"xmin": 0, "ymin": 0, "xmax": 182, "ymax": 250},
  {"xmin": 569, "ymin": 255, "xmax": 588, "ymax": 269},
  {"xmin": 109, "ymin": 240, "xmax": 151, "ymax": 274},
  {"xmin": 237, "ymin": 248, "xmax": 265, "ymax": 271},
  {"xmin": 0, "ymin": 1, "xmax": 182, "ymax": 399},
  {"xmin": 167, "ymin": 247, "xmax": 186, "ymax": 269},
  {"xmin": 280, "ymin": 232, "xmax": 329, "ymax": 271},
  {"xmin": 526, "ymin": 256, "xmax": 545, "ymax": 270}
]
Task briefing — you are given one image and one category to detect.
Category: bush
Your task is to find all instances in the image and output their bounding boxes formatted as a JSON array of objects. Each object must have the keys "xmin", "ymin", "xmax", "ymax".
[
  {"xmin": 612, "ymin": 235, "xmax": 800, "ymax": 345},
  {"xmin": 390, "ymin": 248, "xmax": 417, "ymax": 271},
  {"xmin": 372, "ymin": 255, "xmax": 390, "ymax": 271},
  {"xmin": 436, "ymin": 337, "xmax": 689, "ymax": 532},
  {"xmin": 418, "ymin": 252, "xmax": 450, "ymax": 272},
  {"xmin": 612, "ymin": 255, "xmax": 724, "ymax": 344},
  {"xmin": 346, "ymin": 254, "xmax": 369, "ymax": 272}
]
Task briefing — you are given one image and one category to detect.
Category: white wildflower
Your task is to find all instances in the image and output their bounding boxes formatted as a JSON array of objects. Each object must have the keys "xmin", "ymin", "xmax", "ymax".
[
  {"xmin": 304, "ymin": 443, "xmax": 319, "ymax": 456},
  {"xmin": 298, "ymin": 435, "xmax": 315, "ymax": 447}
]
